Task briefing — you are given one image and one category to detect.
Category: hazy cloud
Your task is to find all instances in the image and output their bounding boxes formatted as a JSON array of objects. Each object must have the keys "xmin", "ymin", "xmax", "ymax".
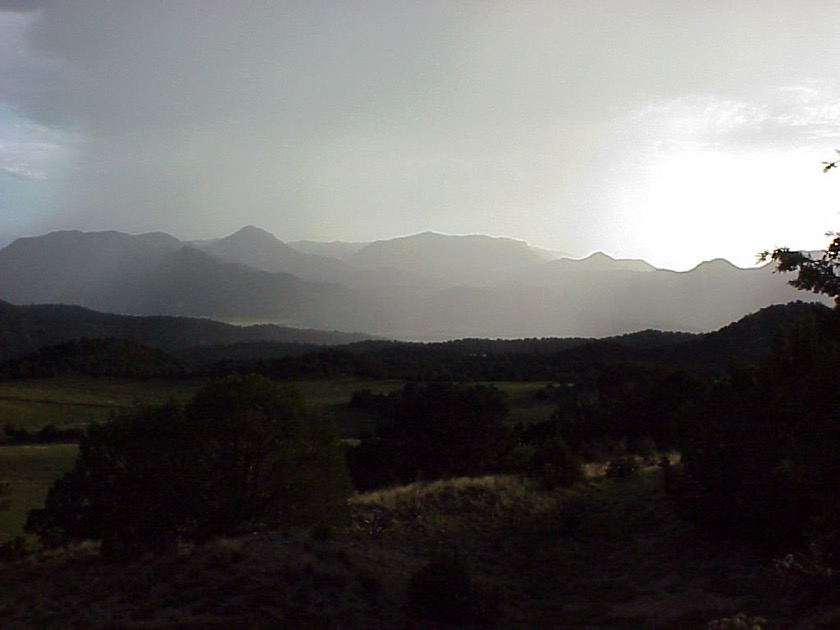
[
  {"xmin": 0, "ymin": 165, "xmax": 45, "ymax": 180},
  {"xmin": 0, "ymin": 0, "xmax": 46, "ymax": 12},
  {"xmin": 3, "ymin": 2, "xmax": 840, "ymax": 268}
]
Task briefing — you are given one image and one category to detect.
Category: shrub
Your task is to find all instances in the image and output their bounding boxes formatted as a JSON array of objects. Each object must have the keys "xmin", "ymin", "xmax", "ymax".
[
  {"xmin": 26, "ymin": 375, "xmax": 353, "ymax": 556},
  {"xmin": 531, "ymin": 434, "xmax": 584, "ymax": 488},
  {"xmin": 671, "ymin": 307, "xmax": 840, "ymax": 550},
  {"xmin": 504, "ymin": 418, "xmax": 583, "ymax": 488}
]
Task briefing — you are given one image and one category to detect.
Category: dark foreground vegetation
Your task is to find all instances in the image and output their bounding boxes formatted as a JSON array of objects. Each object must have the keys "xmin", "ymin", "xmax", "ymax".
[{"xmin": 0, "ymin": 295, "xmax": 839, "ymax": 626}]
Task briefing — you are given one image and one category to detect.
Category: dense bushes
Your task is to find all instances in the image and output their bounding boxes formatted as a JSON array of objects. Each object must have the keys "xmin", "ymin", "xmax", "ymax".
[
  {"xmin": 26, "ymin": 375, "xmax": 352, "ymax": 556},
  {"xmin": 547, "ymin": 364, "xmax": 704, "ymax": 460},
  {"xmin": 671, "ymin": 308, "xmax": 840, "ymax": 550},
  {"xmin": 348, "ymin": 383, "xmax": 510, "ymax": 489},
  {"xmin": 506, "ymin": 418, "xmax": 584, "ymax": 488},
  {"xmin": 347, "ymin": 382, "xmax": 583, "ymax": 491}
]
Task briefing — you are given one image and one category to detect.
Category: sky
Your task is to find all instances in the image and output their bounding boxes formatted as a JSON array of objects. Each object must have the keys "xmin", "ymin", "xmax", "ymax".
[{"xmin": 2, "ymin": 1, "xmax": 840, "ymax": 270}]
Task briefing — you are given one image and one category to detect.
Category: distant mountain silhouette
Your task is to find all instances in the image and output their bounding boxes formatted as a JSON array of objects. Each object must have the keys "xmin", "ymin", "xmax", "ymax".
[
  {"xmin": 350, "ymin": 232, "xmax": 547, "ymax": 287},
  {"xmin": 0, "ymin": 228, "xmax": 828, "ymax": 340},
  {"xmin": 288, "ymin": 239, "xmax": 368, "ymax": 260},
  {"xmin": 191, "ymin": 226, "xmax": 345, "ymax": 282},
  {"xmin": 554, "ymin": 251, "xmax": 657, "ymax": 273},
  {"xmin": 0, "ymin": 230, "xmax": 181, "ymax": 305}
]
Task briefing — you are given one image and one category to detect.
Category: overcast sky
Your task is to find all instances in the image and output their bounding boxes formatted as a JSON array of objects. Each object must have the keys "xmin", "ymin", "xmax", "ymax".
[{"xmin": 2, "ymin": 1, "xmax": 840, "ymax": 269}]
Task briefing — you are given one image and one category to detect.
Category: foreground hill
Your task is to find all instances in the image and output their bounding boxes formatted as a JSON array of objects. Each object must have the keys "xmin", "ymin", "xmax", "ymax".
[
  {"xmin": 0, "ymin": 228, "xmax": 826, "ymax": 339},
  {"xmin": 0, "ymin": 469, "xmax": 830, "ymax": 628}
]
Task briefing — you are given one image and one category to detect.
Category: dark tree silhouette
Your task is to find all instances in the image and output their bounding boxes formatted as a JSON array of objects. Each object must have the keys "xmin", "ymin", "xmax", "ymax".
[{"xmin": 761, "ymin": 151, "xmax": 840, "ymax": 306}]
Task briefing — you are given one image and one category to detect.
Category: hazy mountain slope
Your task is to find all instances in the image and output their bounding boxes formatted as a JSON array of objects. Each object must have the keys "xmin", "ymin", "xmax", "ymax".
[
  {"xmin": 194, "ymin": 227, "xmax": 439, "ymax": 293},
  {"xmin": 288, "ymin": 239, "xmax": 368, "ymax": 259},
  {"xmin": 528, "ymin": 245, "xmax": 577, "ymax": 261},
  {"xmin": 100, "ymin": 246, "xmax": 336, "ymax": 322},
  {"xmin": 0, "ymin": 231, "xmax": 377, "ymax": 331},
  {"xmin": 386, "ymin": 257, "xmax": 821, "ymax": 340},
  {"xmin": 540, "ymin": 251, "xmax": 657, "ymax": 273},
  {"xmin": 192, "ymin": 225, "xmax": 345, "ymax": 282},
  {"xmin": 351, "ymin": 232, "xmax": 547, "ymax": 287},
  {"xmin": 0, "ymin": 230, "xmax": 181, "ymax": 305}
]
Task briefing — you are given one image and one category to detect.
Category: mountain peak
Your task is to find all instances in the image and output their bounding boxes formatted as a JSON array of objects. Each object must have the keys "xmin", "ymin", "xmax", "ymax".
[
  {"xmin": 225, "ymin": 225, "xmax": 280, "ymax": 243},
  {"xmin": 570, "ymin": 251, "xmax": 655, "ymax": 272},
  {"xmin": 581, "ymin": 251, "xmax": 616, "ymax": 263},
  {"xmin": 688, "ymin": 258, "xmax": 742, "ymax": 273}
]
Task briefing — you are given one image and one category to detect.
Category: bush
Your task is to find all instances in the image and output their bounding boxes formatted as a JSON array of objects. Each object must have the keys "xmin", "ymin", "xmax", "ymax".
[
  {"xmin": 26, "ymin": 375, "xmax": 353, "ymax": 556},
  {"xmin": 671, "ymin": 307, "xmax": 840, "ymax": 550},
  {"xmin": 531, "ymin": 434, "xmax": 584, "ymax": 488},
  {"xmin": 502, "ymin": 418, "xmax": 583, "ymax": 488}
]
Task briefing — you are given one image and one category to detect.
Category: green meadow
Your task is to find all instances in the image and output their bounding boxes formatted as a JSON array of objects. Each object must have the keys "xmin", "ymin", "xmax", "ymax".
[
  {"xmin": 0, "ymin": 376, "xmax": 558, "ymax": 435},
  {"xmin": 0, "ymin": 377, "xmax": 206, "ymax": 432},
  {"xmin": 0, "ymin": 444, "xmax": 78, "ymax": 543}
]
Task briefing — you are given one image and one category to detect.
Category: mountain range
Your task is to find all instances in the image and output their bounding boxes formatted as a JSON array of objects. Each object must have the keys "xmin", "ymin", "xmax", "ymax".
[{"xmin": 0, "ymin": 226, "xmax": 823, "ymax": 340}]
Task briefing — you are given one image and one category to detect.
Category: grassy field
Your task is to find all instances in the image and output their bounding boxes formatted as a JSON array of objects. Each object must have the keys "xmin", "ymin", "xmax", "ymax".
[
  {"xmin": 0, "ymin": 376, "xmax": 557, "ymax": 434},
  {"xmin": 0, "ymin": 377, "xmax": 206, "ymax": 432},
  {"xmin": 0, "ymin": 378, "xmax": 207, "ymax": 542},
  {"xmin": 495, "ymin": 381, "xmax": 558, "ymax": 425},
  {"xmin": 0, "ymin": 444, "xmax": 78, "ymax": 543},
  {"xmin": 0, "ymin": 377, "xmax": 557, "ymax": 541}
]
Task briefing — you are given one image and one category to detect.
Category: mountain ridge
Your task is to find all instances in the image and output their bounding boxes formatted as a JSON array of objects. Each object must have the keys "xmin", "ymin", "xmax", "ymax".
[
  {"xmin": 0, "ymin": 299, "xmax": 373, "ymax": 362},
  {"xmin": 0, "ymin": 227, "xmax": 827, "ymax": 340}
]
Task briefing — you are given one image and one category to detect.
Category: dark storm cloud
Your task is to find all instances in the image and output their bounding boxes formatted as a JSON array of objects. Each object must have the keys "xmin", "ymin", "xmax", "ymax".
[
  {"xmin": 0, "ymin": 1, "xmax": 484, "ymax": 239},
  {"xmin": 3, "ymin": 1, "xmax": 465, "ymax": 135}
]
